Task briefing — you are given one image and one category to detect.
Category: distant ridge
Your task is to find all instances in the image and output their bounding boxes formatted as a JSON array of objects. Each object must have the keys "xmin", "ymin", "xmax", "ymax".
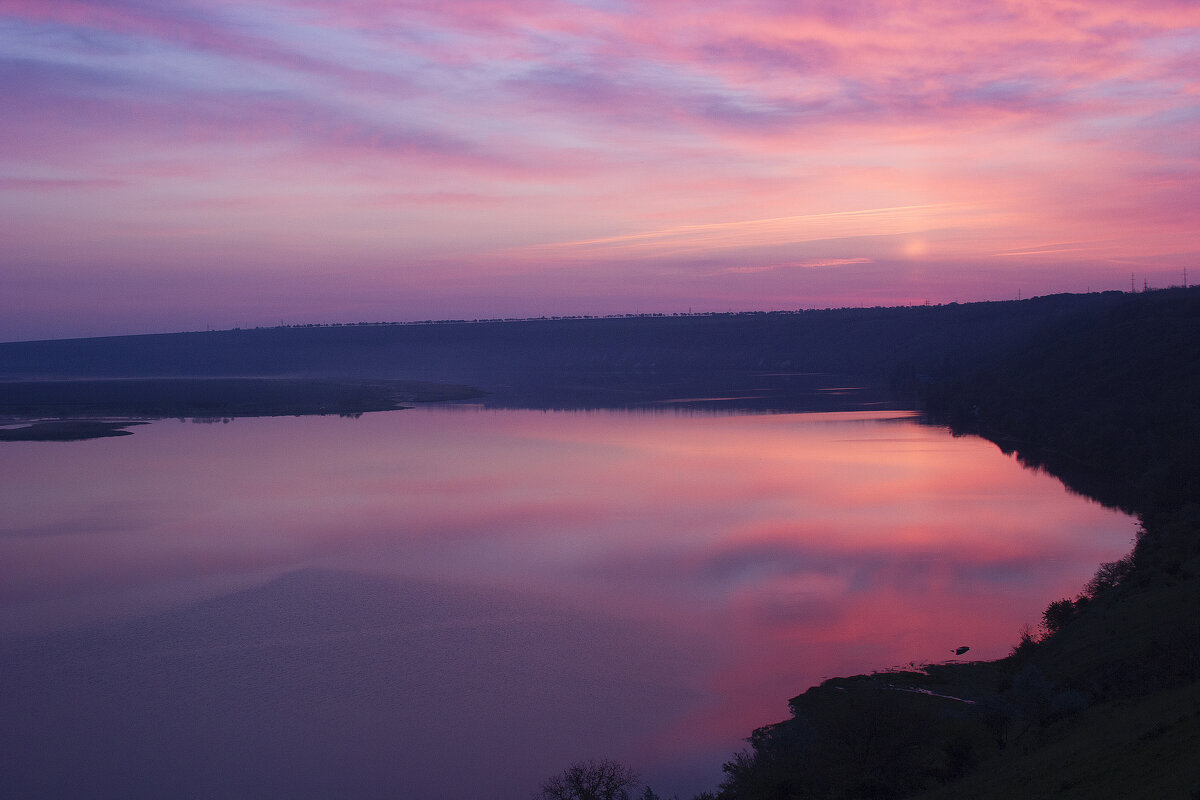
[{"xmin": 0, "ymin": 292, "xmax": 1136, "ymax": 395}]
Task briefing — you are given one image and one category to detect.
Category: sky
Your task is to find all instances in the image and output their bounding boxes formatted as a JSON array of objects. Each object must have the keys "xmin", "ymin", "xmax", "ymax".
[{"xmin": 1, "ymin": 0, "xmax": 1198, "ymax": 340}]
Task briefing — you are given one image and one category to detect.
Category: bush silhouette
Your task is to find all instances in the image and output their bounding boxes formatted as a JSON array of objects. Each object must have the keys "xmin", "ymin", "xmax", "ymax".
[{"xmin": 536, "ymin": 759, "xmax": 639, "ymax": 800}]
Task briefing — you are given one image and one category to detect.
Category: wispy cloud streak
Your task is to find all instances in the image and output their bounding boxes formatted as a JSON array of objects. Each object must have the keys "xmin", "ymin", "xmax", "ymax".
[
  {"xmin": 0, "ymin": 0, "xmax": 1197, "ymax": 337},
  {"xmin": 525, "ymin": 205, "xmax": 964, "ymax": 259}
]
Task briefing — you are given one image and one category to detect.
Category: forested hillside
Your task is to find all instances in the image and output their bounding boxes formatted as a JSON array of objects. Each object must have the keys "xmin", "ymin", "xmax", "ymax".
[
  {"xmin": 924, "ymin": 287, "xmax": 1200, "ymax": 512},
  {"xmin": 1, "ymin": 292, "xmax": 1129, "ymax": 410}
]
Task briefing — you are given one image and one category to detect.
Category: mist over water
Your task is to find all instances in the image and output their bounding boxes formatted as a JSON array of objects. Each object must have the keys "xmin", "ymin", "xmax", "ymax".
[{"xmin": 0, "ymin": 407, "xmax": 1133, "ymax": 799}]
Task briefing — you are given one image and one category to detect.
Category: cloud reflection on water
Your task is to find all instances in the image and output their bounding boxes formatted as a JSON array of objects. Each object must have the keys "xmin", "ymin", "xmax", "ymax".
[{"xmin": 0, "ymin": 407, "xmax": 1133, "ymax": 798}]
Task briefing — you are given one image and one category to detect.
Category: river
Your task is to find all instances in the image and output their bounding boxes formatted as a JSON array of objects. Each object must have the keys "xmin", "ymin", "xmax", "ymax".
[{"xmin": 0, "ymin": 405, "xmax": 1134, "ymax": 799}]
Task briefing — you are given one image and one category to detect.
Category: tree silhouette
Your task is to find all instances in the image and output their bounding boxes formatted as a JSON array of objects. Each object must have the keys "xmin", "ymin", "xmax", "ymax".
[
  {"xmin": 536, "ymin": 759, "xmax": 639, "ymax": 800},
  {"xmin": 1041, "ymin": 597, "xmax": 1078, "ymax": 636}
]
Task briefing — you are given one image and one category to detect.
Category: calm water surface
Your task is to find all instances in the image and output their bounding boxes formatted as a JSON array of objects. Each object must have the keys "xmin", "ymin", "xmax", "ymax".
[{"xmin": 0, "ymin": 407, "xmax": 1134, "ymax": 799}]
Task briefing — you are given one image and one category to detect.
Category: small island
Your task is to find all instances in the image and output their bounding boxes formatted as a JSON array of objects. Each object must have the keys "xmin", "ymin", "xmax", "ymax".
[
  {"xmin": 0, "ymin": 419, "xmax": 150, "ymax": 441},
  {"xmin": 0, "ymin": 377, "xmax": 485, "ymax": 441}
]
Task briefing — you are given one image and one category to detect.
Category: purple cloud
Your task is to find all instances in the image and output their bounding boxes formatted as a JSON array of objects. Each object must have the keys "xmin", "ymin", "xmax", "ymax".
[{"xmin": 0, "ymin": 0, "xmax": 1198, "ymax": 337}]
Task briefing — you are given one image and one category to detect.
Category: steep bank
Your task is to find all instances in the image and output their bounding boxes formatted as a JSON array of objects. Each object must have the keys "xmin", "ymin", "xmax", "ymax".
[
  {"xmin": 922, "ymin": 286, "xmax": 1200, "ymax": 513},
  {"xmin": 716, "ymin": 287, "xmax": 1200, "ymax": 799}
]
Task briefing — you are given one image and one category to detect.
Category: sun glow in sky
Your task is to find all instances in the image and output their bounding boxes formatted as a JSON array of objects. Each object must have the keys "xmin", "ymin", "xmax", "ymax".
[{"xmin": 1, "ymin": 0, "xmax": 1198, "ymax": 338}]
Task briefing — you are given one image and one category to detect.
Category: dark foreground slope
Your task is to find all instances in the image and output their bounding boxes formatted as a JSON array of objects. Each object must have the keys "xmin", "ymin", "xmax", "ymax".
[{"xmin": 716, "ymin": 287, "xmax": 1200, "ymax": 800}]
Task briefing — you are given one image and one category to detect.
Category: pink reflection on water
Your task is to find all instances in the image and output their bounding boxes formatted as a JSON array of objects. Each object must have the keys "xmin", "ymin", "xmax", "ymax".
[{"xmin": 0, "ymin": 408, "xmax": 1133, "ymax": 797}]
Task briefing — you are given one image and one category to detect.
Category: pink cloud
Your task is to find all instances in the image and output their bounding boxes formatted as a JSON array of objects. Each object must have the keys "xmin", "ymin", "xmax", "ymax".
[
  {"xmin": 0, "ymin": 177, "xmax": 125, "ymax": 190},
  {"xmin": 0, "ymin": 0, "xmax": 1197, "ymax": 337}
]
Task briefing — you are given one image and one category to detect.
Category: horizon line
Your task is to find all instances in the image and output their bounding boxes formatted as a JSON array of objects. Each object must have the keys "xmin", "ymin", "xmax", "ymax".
[{"xmin": 6, "ymin": 286, "xmax": 1183, "ymax": 345}]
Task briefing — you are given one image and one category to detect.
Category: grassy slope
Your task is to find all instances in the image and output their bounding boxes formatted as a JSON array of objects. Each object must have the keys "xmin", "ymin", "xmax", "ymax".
[
  {"xmin": 916, "ymin": 552, "xmax": 1200, "ymax": 799},
  {"xmin": 917, "ymin": 683, "xmax": 1200, "ymax": 799}
]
